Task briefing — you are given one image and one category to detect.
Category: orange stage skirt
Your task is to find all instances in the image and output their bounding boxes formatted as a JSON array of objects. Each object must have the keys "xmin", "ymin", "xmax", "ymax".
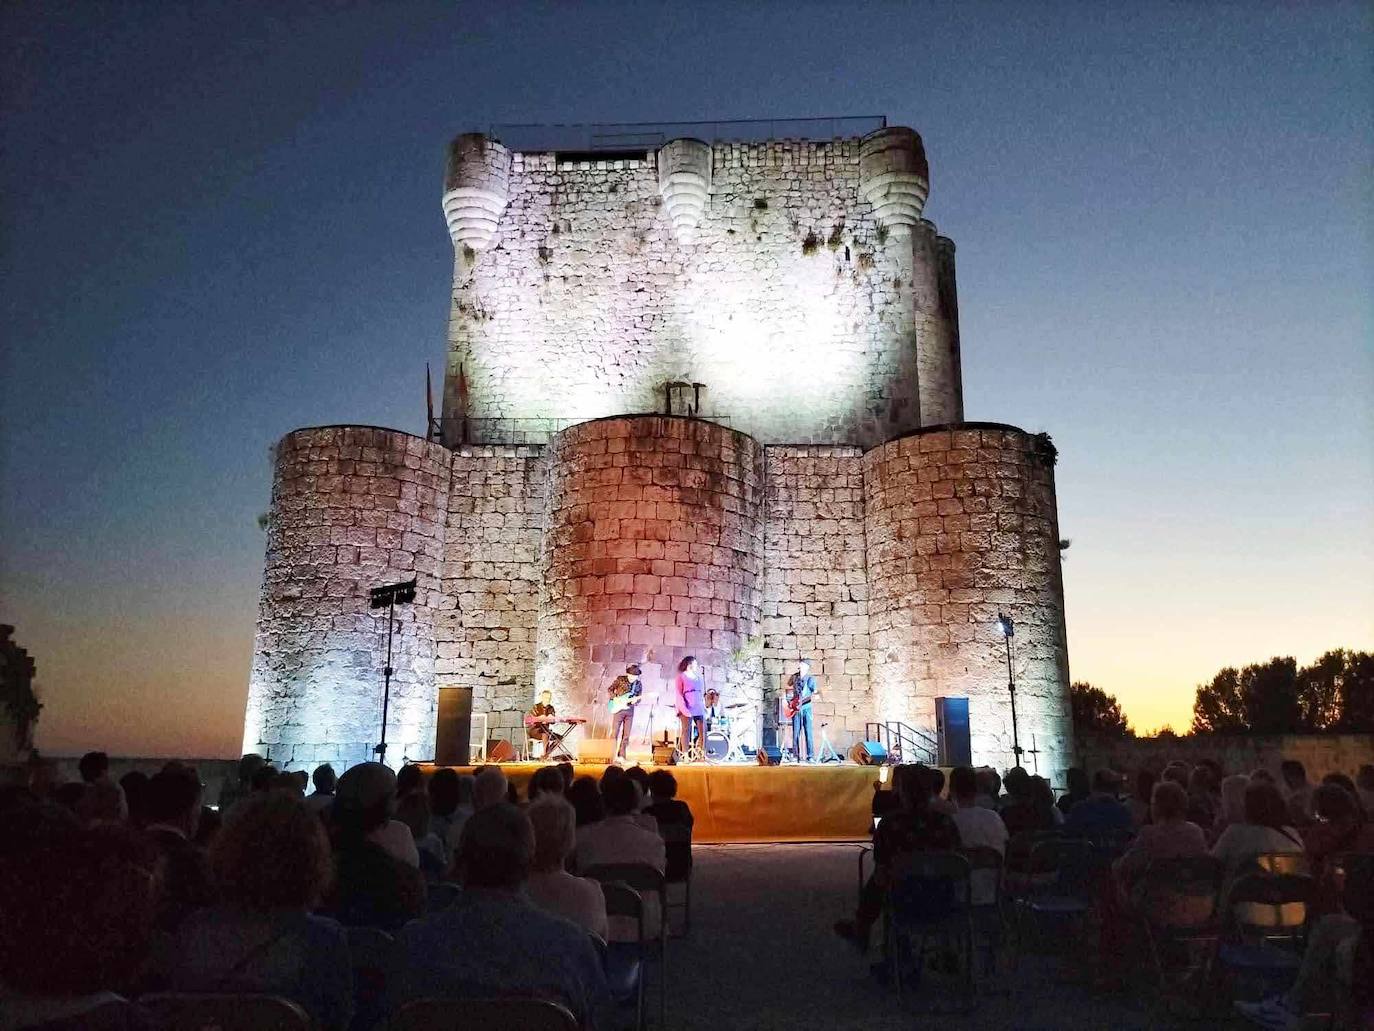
[{"xmin": 421, "ymin": 762, "xmax": 877, "ymax": 844}]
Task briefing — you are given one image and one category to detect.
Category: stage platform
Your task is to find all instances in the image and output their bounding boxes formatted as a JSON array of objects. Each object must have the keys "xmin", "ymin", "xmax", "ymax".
[{"xmin": 424, "ymin": 762, "xmax": 877, "ymax": 844}]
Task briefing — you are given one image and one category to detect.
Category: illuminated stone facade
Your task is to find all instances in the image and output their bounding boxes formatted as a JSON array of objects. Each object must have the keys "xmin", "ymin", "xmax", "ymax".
[{"xmin": 247, "ymin": 122, "xmax": 1073, "ymax": 777}]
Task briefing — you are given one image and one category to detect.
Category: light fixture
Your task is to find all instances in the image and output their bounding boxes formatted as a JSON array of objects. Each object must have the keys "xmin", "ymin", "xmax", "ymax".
[{"xmin": 369, "ymin": 578, "xmax": 418, "ymax": 764}]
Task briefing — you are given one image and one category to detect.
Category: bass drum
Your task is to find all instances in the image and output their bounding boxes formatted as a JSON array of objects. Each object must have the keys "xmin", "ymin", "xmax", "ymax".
[{"xmin": 704, "ymin": 731, "xmax": 730, "ymax": 761}]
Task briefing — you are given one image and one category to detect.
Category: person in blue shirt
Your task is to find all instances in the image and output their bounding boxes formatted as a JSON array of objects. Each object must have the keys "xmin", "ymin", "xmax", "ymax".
[
  {"xmin": 1062, "ymin": 769, "xmax": 1134, "ymax": 837},
  {"xmin": 785, "ymin": 658, "xmax": 820, "ymax": 762}
]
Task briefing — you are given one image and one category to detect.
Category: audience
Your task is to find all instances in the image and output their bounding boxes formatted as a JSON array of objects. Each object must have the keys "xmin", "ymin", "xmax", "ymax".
[
  {"xmin": 119, "ymin": 771, "xmax": 150, "ymax": 829},
  {"xmin": 526, "ymin": 796, "xmax": 609, "ymax": 939},
  {"xmin": 1210, "ymin": 779, "xmax": 1304, "ymax": 872},
  {"xmin": 567, "ymin": 776, "xmax": 605, "ymax": 827},
  {"xmin": 143, "ymin": 762, "xmax": 214, "ymax": 932},
  {"xmin": 306, "ymin": 764, "xmax": 337, "ymax": 813},
  {"xmin": 1113, "ymin": 781, "xmax": 1208, "ymax": 889},
  {"xmin": 427, "ymin": 767, "xmax": 468, "ymax": 862},
  {"xmin": 396, "ymin": 763, "xmax": 424, "ymax": 800},
  {"xmin": 391, "ymin": 804, "xmax": 611, "ymax": 1029},
  {"xmin": 948, "ymin": 766, "xmax": 1007, "ymax": 904},
  {"xmin": 1125, "ymin": 768, "xmax": 1155, "ymax": 827},
  {"xmin": 75, "ymin": 751, "xmax": 126, "ymax": 826},
  {"xmin": 163, "ymin": 791, "xmax": 353, "ymax": 1030},
  {"xmin": 1281, "ymin": 759, "xmax": 1314, "ymax": 827},
  {"xmin": 644, "ymin": 770, "xmax": 694, "ymax": 883},
  {"xmin": 218, "ymin": 753, "xmax": 265, "ymax": 812},
  {"xmin": 526, "ymin": 764, "xmax": 565, "ymax": 803},
  {"xmin": 556, "ymin": 762, "xmax": 576, "ymax": 791},
  {"xmin": 973, "ymin": 768, "xmax": 1002, "ymax": 810},
  {"xmin": 395, "ymin": 790, "xmax": 446, "ymax": 882},
  {"xmin": 924, "ymin": 766, "xmax": 956, "ymax": 815},
  {"xmin": 1303, "ymin": 784, "xmax": 1374, "ymax": 885},
  {"xmin": 1213, "ymin": 773, "xmax": 1250, "ymax": 842},
  {"xmin": 1001, "ymin": 769, "xmax": 1057, "ymax": 836},
  {"xmin": 1057, "ymin": 766, "xmax": 1090, "ymax": 815},
  {"xmin": 472, "ymin": 766, "xmax": 509, "ymax": 812},
  {"xmin": 1062, "ymin": 769, "xmax": 1132, "ymax": 837},
  {"xmin": 322, "ymin": 763, "xmax": 425, "ymax": 931},
  {"xmin": 575, "ymin": 777, "xmax": 666, "ymax": 874}
]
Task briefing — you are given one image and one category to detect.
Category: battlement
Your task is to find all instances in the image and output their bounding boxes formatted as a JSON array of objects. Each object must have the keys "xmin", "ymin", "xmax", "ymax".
[{"xmin": 477, "ymin": 116, "xmax": 889, "ymax": 154}]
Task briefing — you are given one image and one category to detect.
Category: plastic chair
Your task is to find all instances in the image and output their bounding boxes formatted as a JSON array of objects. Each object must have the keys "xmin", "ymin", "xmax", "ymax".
[
  {"xmin": 600, "ymin": 881, "xmax": 647, "ymax": 1031},
  {"xmin": 659, "ymin": 819, "xmax": 693, "ymax": 936},
  {"xmin": 884, "ymin": 850, "xmax": 974, "ymax": 1007},
  {"xmin": 345, "ymin": 925, "xmax": 394, "ymax": 1031},
  {"xmin": 426, "ymin": 881, "xmax": 462, "ymax": 912},
  {"xmin": 393, "ymin": 997, "xmax": 579, "ymax": 1031},
  {"xmin": 581, "ymin": 863, "xmax": 668, "ymax": 1028},
  {"xmin": 960, "ymin": 846, "xmax": 1006, "ymax": 977},
  {"xmin": 1134, "ymin": 855, "xmax": 1224, "ymax": 991},
  {"xmin": 1247, "ymin": 851, "xmax": 1312, "ymax": 877},
  {"xmin": 138, "ymin": 992, "xmax": 312, "ymax": 1031},
  {"xmin": 1217, "ymin": 872, "xmax": 1314, "ymax": 990}
]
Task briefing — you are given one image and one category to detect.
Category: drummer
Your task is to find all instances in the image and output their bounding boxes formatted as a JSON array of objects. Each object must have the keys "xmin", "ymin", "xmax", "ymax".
[{"xmin": 704, "ymin": 688, "xmax": 727, "ymax": 731}]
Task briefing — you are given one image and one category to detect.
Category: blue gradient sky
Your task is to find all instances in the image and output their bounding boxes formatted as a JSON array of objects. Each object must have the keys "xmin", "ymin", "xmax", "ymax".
[{"xmin": 2, "ymin": 1, "xmax": 1370, "ymax": 757}]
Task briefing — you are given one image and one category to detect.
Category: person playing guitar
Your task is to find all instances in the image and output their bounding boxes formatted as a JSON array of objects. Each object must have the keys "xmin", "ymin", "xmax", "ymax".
[
  {"xmin": 784, "ymin": 658, "xmax": 820, "ymax": 762},
  {"xmin": 606, "ymin": 663, "xmax": 644, "ymax": 760}
]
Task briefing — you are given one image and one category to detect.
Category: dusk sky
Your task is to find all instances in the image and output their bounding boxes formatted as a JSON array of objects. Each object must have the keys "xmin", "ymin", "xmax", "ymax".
[{"xmin": 1, "ymin": 1, "xmax": 1370, "ymax": 758}]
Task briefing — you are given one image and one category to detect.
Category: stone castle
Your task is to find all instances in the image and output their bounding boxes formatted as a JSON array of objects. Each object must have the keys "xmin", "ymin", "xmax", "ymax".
[{"xmin": 245, "ymin": 118, "xmax": 1074, "ymax": 778}]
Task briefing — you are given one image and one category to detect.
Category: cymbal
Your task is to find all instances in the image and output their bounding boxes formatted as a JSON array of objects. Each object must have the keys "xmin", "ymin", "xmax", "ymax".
[{"xmin": 724, "ymin": 702, "xmax": 747, "ymax": 709}]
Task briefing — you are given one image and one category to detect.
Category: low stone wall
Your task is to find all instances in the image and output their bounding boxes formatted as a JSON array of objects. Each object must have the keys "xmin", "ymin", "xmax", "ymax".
[{"xmin": 1079, "ymin": 733, "xmax": 1374, "ymax": 780}]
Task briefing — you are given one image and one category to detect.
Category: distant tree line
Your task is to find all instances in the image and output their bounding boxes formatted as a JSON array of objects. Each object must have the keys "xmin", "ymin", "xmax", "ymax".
[{"xmin": 1069, "ymin": 649, "xmax": 1373, "ymax": 738}]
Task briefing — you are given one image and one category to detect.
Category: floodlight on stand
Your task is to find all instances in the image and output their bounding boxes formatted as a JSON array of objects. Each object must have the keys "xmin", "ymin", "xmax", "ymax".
[
  {"xmin": 369, "ymin": 578, "xmax": 418, "ymax": 764},
  {"xmin": 997, "ymin": 612, "xmax": 1015, "ymax": 638},
  {"xmin": 996, "ymin": 610, "xmax": 1023, "ymax": 765}
]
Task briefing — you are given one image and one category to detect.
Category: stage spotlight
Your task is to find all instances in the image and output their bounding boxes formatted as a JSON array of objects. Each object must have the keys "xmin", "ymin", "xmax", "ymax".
[{"xmin": 997, "ymin": 612, "xmax": 1015, "ymax": 638}]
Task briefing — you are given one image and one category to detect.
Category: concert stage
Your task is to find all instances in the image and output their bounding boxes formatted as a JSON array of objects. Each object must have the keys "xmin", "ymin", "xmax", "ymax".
[{"xmin": 427, "ymin": 762, "xmax": 877, "ymax": 844}]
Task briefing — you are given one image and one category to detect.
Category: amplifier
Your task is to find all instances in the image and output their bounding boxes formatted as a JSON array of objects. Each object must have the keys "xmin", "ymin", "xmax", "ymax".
[
  {"xmin": 578, "ymin": 737, "xmax": 616, "ymax": 765},
  {"xmin": 756, "ymin": 744, "xmax": 783, "ymax": 767}
]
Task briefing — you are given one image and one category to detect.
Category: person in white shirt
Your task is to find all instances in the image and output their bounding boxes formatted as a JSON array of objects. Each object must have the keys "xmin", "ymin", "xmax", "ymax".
[
  {"xmin": 1211, "ymin": 780, "xmax": 1305, "ymax": 872},
  {"xmin": 576, "ymin": 776, "xmax": 666, "ymax": 939},
  {"xmin": 526, "ymin": 796, "xmax": 609, "ymax": 940},
  {"xmin": 947, "ymin": 766, "xmax": 1008, "ymax": 905}
]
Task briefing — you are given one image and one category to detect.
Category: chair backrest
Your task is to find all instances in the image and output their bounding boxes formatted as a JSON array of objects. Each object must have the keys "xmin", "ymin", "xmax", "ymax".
[
  {"xmin": 427, "ymin": 881, "xmax": 462, "ymax": 912},
  {"xmin": 1026, "ymin": 837, "xmax": 1096, "ymax": 896},
  {"xmin": 139, "ymin": 992, "xmax": 312, "ymax": 1031},
  {"xmin": 394, "ymin": 996, "xmax": 580, "ymax": 1031},
  {"xmin": 1248, "ymin": 851, "xmax": 1312, "ymax": 877},
  {"xmin": 581, "ymin": 863, "xmax": 666, "ymax": 902},
  {"xmin": 1228, "ymin": 872, "xmax": 1314, "ymax": 938},
  {"xmin": 600, "ymin": 881, "xmax": 645, "ymax": 946},
  {"xmin": 346, "ymin": 924, "xmax": 396, "ymax": 967},
  {"xmin": 1137, "ymin": 855, "xmax": 1224, "ymax": 928},
  {"xmin": 657, "ymin": 819, "xmax": 693, "ymax": 879},
  {"xmin": 890, "ymin": 850, "xmax": 971, "ymax": 925}
]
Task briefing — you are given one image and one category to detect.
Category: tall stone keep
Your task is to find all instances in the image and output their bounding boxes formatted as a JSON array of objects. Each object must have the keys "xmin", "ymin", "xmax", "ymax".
[{"xmin": 246, "ymin": 119, "xmax": 1073, "ymax": 778}]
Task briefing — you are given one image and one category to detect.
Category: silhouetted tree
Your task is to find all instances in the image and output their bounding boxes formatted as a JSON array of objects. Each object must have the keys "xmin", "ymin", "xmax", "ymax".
[
  {"xmin": 1241, "ymin": 657, "xmax": 1301, "ymax": 734},
  {"xmin": 1070, "ymin": 681, "xmax": 1133, "ymax": 737},
  {"xmin": 1192, "ymin": 667, "xmax": 1246, "ymax": 734},
  {"xmin": 1297, "ymin": 650, "xmax": 1346, "ymax": 730},
  {"xmin": 1336, "ymin": 651, "xmax": 1374, "ymax": 732},
  {"xmin": 1192, "ymin": 650, "xmax": 1374, "ymax": 734}
]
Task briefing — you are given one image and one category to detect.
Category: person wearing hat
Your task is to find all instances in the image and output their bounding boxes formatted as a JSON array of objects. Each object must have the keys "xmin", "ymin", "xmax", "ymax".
[{"xmin": 607, "ymin": 664, "xmax": 644, "ymax": 761}]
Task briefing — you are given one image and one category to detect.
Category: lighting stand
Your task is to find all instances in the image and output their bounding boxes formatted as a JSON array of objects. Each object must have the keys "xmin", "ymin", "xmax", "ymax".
[
  {"xmin": 998, "ymin": 611, "xmax": 1024, "ymax": 768},
  {"xmin": 369, "ymin": 578, "xmax": 417, "ymax": 764}
]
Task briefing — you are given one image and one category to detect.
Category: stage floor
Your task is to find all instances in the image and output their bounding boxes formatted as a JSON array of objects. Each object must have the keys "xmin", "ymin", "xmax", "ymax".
[{"xmin": 426, "ymin": 761, "xmax": 877, "ymax": 844}]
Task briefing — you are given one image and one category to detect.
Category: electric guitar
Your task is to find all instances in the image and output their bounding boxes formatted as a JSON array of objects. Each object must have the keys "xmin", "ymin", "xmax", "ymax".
[
  {"xmin": 783, "ymin": 679, "xmax": 817, "ymax": 719},
  {"xmin": 608, "ymin": 693, "xmax": 641, "ymax": 715}
]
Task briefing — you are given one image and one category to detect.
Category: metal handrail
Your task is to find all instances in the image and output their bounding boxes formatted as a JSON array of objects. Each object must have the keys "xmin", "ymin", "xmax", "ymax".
[
  {"xmin": 865, "ymin": 721, "xmax": 938, "ymax": 765},
  {"xmin": 483, "ymin": 116, "xmax": 888, "ymax": 153}
]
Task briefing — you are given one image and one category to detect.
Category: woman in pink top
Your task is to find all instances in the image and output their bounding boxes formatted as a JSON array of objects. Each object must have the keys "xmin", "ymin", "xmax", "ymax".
[{"xmin": 674, "ymin": 655, "xmax": 706, "ymax": 757}]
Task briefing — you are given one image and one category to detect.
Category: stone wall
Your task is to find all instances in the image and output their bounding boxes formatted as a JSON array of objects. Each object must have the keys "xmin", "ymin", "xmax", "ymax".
[
  {"xmin": 537, "ymin": 417, "xmax": 766, "ymax": 746},
  {"xmin": 1079, "ymin": 734, "xmax": 1374, "ymax": 783},
  {"xmin": 761, "ymin": 446, "xmax": 872, "ymax": 752},
  {"xmin": 245, "ymin": 426, "xmax": 450, "ymax": 770},
  {"xmin": 441, "ymin": 131, "xmax": 961, "ymax": 450},
  {"xmin": 435, "ymin": 445, "xmax": 546, "ymax": 742},
  {"xmin": 863, "ymin": 425, "xmax": 1073, "ymax": 779}
]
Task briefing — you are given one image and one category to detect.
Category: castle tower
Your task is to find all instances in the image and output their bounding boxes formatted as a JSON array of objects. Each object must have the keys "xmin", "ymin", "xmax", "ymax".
[{"xmin": 245, "ymin": 119, "xmax": 1072, "ymax": 777}]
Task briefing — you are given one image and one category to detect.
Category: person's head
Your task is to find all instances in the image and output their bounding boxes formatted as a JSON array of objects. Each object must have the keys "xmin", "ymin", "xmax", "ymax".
[
  {"xmin": 395, "ymin": 790, "xmax": 432, "ymax": 841},
  {"xmin": 1150, "ymin": 781, "xmax": 1189, "ymax": 824},
  {"xmin": 78, "ymin": 751, "xmax": 110, "ymax": 784},
  {"xmin": 975, "ymin": 767, "xmax": 1002, "ymax": 799},
  {"xmin": 537, "ymin": 689, "xmax": 553, "ymax": 707},
  {"xmin": 332, "ymin": 762, "xmax": 398, "ymax": 839},
  {"xmin": 647, "ymin": 769, "xmax": 678, "ymax": 801},
  {"xmin": 704, "ymin": 689, "xmax": 720, "ymax": 707},
  {"xmin": 1322, "ymin": 772, "xmax": 1359, "ymax": 799},
  {"xmin": 1196, "ymin": 758, "xmax": 1224, "ymax": 787},
  {"xmin": 527, "ymin": 765, "xmax": 565, "ymax": 803},
  {"xmin": 472, "ymin": 766, "xmax": 509, "ymax": 811},
  {"xmin": 0, "ymin": 804, "xmax": 158, "ymax": 998},
  {"xmin": 145, "ymin": 762, "xmax": 203, "ymax": 835},
  {"xmin": 624, "ymin": 765, "xmax": 650, "ymax": 802},
  {"xmin": 603, "ymin": 775, "xmax": 640, "ymax": 817},
  {"xmin": 679, "ymin": 655, "xmax": 699, "ymax": 676},
  {"xmin": 1187, "ymin": 765, "xmax": 1213, "ymax": 794},
  {"xmin": 556, "ymin": 762, "xmax": 575, "ymax": 790},
  {"xmin": 277, "ymin": 770, "xmax": 308, "ymax": 797},
  {"xmin": 119, "ymin": 770, "xmax": 150, "ymax": 826},
  {"xmin": 1249, "ymin": 767, "xmax": 1276, "ymax": 786},
  {"xmin": 428, "ymin": 767, "xmax": 461, "ymax": 817},
  {"xmin": 797, "ymin": 657, "xmax": 811, "ymax": 676},
  {"xmin": 1003, "ymin": 766, "xmax": 1031, "ymax": 800},
  {"xmin": 1313, "ymin": 784, "xmax": 1360, "ymax": 827},
  {"xmin": 237, "ymin": 752, "xmax": 266, "ymax": 786},
  {"xmin": 1028, "ymin": 776, "xmax": 1055, "ymax": 812},
  {"xmin": 1134, "ymin": 769, "xmax": 1157, "ymax": 803},
  {"xmin": 925, "ymin": 767, "xmax": 946, "ymax": 799},
  {"xmin": 1280, "ymin": 759, "xmax": 1308, "ymax": 789},
  {"xmin": 528, "ymin": 796, "xmax": 577, "ymax": 873},
  {"xmin": 1065, "ymin": 767, "xmax": 1089, "ymax": 796},
  {"xmin": 211, "ymin": 791, "xmax": 332, "ymax": 911},
  {"xmin": 1357, "ymin": 765, "xmax": 1374, "ymax": 793},
  {"xmin": 626, "ymin": 663, "xmax": 642, "ymax": 684},
  {"xmin": 1091, "ymin": 769, "xmax": 1122, "ymax": 796},
  {"xmin": 892, "ymin": 765, "xmax": 928, "ymax": 811},
  {"xmin": 1243, "ymin": 780, "xmax": 1291, "ymax": 830},
  {"xmin": 566, "ymin": 777, "xmax": 604, "ymax": 826},
  {"xmin": 949, "ymin": 766, "xmax": 978, "ymax": 804},
  {"xmin": 600, "ymin": 764, "xmax": 627, "ymax": 790},
  {"xmin": 1219, "ymin": 774, "xmax": 1250, "ymax": 825},
  {"xmin": 312, "ymin": 764, "xmax": 337, "ymax": 795},
  {"xmin": 1161, "ymin": 761, "xmax": 1190, "ymax": 789},
  {"xmin": 396, "ymin": 763, "xmax": 423, "ymax": 798},
  {"xmin": 250, "ymin": 763, "xmax": 279, "ymax": 793},
  {"xmin": 457, "ymin": 803, "xmax": 533, "ymax": 890}
]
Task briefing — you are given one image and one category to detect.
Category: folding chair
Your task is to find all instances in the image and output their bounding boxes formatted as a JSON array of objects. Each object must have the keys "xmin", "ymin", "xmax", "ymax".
[
  {"xmin": 582, "ymin": 863, "xmax": 668, "ymax": 1028},
  {"xmin": 960, "ymin": 845, "xmax": 1006, "ymax": 977},
  {"xmin": 600, "ymin": 881, "xmax": 647, "ymax": 1031},
  {"xmin": 1134, "ymin": 855, "xmax": 1224, "ymax": 992},
  {"xmin": 1217, "ymin": 872, "xmax": 1314, "ymax": 996},
  {"xmin": 345, "ymin": 925, "xmax": 394, "ymax": 1031},
  {"xmin": 883, "ymin": 850, "xmax": 975, "ymax": 1008},
  {"xmin": 1248, "ymin": 851, "xmax": 1312, "ymax": 877},
  {"xmin": 1014, "ymin": 837, "xmax": 1097, "ymax": 959},
  {"xmin": 659, "ymin": 819, "xmax": 693, "ymax": 936},
  {"xmin": 393, "ymin": 997, "xmax": 579, "ymax": 1031},
  {"xmin": 1002, "ymin": 829, "xmax": 1061, "ymax": 904},
  {"xmin": 138, "ymin": 992, "xmax": 312, "ymax": 1031}
]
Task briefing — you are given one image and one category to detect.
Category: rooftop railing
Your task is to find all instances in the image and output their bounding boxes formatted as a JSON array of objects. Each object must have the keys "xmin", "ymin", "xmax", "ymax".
[
  {"xmin": 431, "ymin": 413, "xmax": 736, "ymax": 447},
  {"xmin": 482, "ymin": 116, "xmax": 887, "ymax": 154}
]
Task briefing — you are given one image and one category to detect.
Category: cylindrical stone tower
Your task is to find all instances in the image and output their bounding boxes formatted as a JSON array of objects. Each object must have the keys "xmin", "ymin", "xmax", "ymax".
[
  {"xmin": 443, "ymin": 133, "xmax": 511, "ymax": 252},
  {"xmin": 863, "ymin": 424, "xmax": 1073, "ymax": 778},
  {"xmin": 245, "ymin": 426, "xmax": 452, "ymax": 770},
  {"xmin": 536, "ymin": 417, "xmax": 766, "ymax": 744},
  {"xmin": 909, "ymin": 220, "xmax": 963, "ymax": 426}
]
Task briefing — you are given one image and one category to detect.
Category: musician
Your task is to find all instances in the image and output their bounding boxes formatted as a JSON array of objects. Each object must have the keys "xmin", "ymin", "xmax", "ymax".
[
  {"xmin": 607, "ymin": 663, "xmax": 643, "ymax": 760},
  {"xmin": 704, "ymin": 689, "xmax": 725, "ymax": 731},
  {"xmin": 527, "ymin": 689, "xmax": 556, "ymax": 745},
  {"xmin": 674, "ymin": 656, "xmax": 707, "ymax": 758},
  {"xmin": 785, "ymin": 658, "xmax": 820, "ymax": 762}
]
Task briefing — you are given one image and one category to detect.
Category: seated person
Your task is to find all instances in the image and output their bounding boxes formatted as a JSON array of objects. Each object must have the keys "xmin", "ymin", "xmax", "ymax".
[
  {"xmin": 1210, "ymin": 780, "xmax": 1305, "ymax": 874},
  {"xmin": 1113, "ymin": 781, "xmax": 1208, "ymax": 890},
  {"xmin": 321, "ymin": 763, "xmax": 425, "ymax": 931},
  {"xmin": 644, "ymin": 770, "xmax": 694, "ymax": 881},
  {"xmin": 567, "ymin": 777, "xmax": 605, "ymax": 827},
  {"xmin": 1062, "ymin": 769, "xmax": 1133, "ymax": 837},
  {"xmin": 162, "ymin": 792, "xmax": 353, "ymax": 1031},
  {"xmin": 526, "ymin": 797, "xmax": 609, "ymax": 940},
  {"xmin": 391, "ymin": 804, "xmax": 611, "ymax": 1030},
  {"xmin": 142, "ymin": 762, "xmax": 215, "ymax": 932},
  {"xmin": 395, "ymin": 790, "xmax": 446, "ymax": 882},
  {"xmin": 1057, "ymin": 766, "xmax": 1091, "ymax": 816},
  {"xmin": 947, "ymin": 766, "xmax": 1008, "ymax": 905},
  {"xmin": 526, "ymin": 765, "xmax": 566, "ymax": 804},
  {"xmin": 526, "ymin": 690, "xmax": 556, "ymax": 757},
  {"xmin": 575, "ymin": 776, "xmax": 666, "ymax": 940},
  {"xmin": 305, "ymin": 763, "xmax": 337, "ymax": 814}
]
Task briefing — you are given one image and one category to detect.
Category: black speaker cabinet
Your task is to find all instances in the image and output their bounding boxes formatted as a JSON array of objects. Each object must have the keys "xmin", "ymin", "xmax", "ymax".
[
  {"xmin": 935, "ymin": 696, "xmax": 972, "ymax": 767},
  {"xmin": 434, "ymin": 686, "xmax": 473, "ymax": 766},
  {"xmin": 756, "ymin": 744, "xmax": 783, "ymax": 766}
]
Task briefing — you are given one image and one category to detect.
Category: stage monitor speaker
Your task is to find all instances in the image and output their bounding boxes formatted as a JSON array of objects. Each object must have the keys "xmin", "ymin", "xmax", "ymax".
[
  {"xmin": 434, "ymin": 686, "xmax": 473, "ymax": 766},
  {"xmin": 849, "ymin": 741, "xmax": 888, "ymax": 766},
  {"xmin": 652, "ymin": 742, "xmax": 677, "ymax": 765},
  {"xmin": 486, "ymin": 739, "xmax": 516, "ymax": 764},
  {"xmin": 579, "ymin": 738, "xmax": 616, "ymax": 765},
  {"xmin": 935, "ymin": 696, "xmax": 972, "ymax": 767},
  {"xmin": 756, "ymin": 745, "xmax": 783, "ymax": 767}
]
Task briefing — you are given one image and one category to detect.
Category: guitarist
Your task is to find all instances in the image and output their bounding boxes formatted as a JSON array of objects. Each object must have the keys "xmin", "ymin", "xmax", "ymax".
[
  {"xmin": 607, "ymin": 663, "xmax": 644, "ymax": 760},
  {"xmin": 784, "ymin": 658, "xmax": 820, "ymax": 762}
]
